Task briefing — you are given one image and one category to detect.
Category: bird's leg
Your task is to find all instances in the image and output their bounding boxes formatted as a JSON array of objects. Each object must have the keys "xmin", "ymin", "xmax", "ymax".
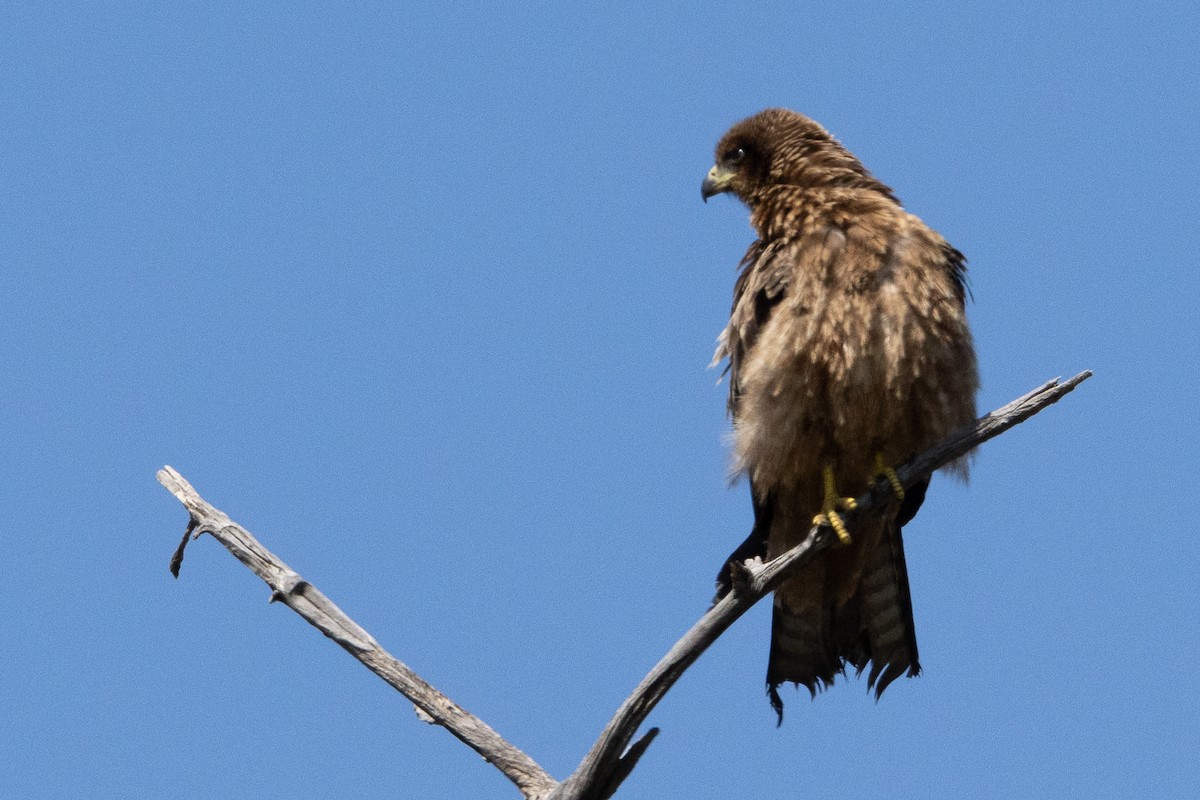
[
  {"xmin": 813, "ymin": 465, "xmax": 856, "ymax": 544},
  {"xmin": 874, "ymin": 452, "xmax": 905, "ymax": 502}
]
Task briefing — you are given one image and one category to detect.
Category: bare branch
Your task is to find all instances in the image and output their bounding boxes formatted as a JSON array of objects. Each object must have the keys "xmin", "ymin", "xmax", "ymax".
[
  {"xmin": 158, "ymin": 467, "xmax": 558, "ymax": 800},
  {"xmin": 160, "ymin": 371, "xmax": 1090, "ymax": 800},
  {"xmin": 548, "ymin": 370, "xmax": 1092, "ymax": 800}
]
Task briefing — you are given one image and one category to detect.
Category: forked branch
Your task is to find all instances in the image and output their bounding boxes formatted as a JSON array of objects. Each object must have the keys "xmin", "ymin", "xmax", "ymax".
[{"xmin": 161, "ymin": 370, "xmax": 1090, "ymax": 800}]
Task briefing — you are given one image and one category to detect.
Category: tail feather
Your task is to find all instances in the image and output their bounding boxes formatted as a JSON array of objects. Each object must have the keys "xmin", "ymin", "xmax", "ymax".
[
  {"xmin": 766, "ymin": 599, "xmax": 841, "ymax": 723},
  {"xmin": 859, "ymin": 519, "xmax": 921, "ymax": 697},
  {"xmin": 765, "ymin": 517, "xmax": 920, "ymax": 716}
]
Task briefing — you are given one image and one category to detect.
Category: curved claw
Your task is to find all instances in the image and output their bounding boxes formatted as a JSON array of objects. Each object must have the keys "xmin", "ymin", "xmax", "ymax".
[
  {"xmin": 814, "ymin": 510, "xmax": 854, "ymax": 544},
  {"xmin": 874, "ymin": 453, "xmax": 905, "ymax": 501},
  {"xmin": 815, "ymin": 465, "xmax": 857, "ymax": 544}
]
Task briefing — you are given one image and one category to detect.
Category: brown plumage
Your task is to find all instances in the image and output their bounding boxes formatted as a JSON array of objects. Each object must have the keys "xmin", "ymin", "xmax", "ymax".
[{"xmin": 703, "ymin": 109, "xmax": 978, "ymax": 720}]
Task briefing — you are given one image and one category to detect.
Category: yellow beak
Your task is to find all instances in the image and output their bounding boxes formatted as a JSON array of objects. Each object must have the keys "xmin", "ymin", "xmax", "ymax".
[{"xmin": 701, "ymin": 164, "xmax": 735, "ymax": 202}]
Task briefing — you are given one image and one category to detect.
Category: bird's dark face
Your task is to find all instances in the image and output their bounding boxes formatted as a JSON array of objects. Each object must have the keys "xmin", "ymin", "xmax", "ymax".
[
  {"xmin": 701, "ymin": 108, "xmax": 844, "ymax": 204},
  {"xmin": 701, "ymin": 137, "xmax": 766, "ymax": 203}
]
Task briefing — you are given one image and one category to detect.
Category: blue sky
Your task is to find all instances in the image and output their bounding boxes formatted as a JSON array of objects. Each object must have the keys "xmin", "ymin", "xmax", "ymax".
[{"xmin": 2, "ymin": 2, "xmax": 1197, "ymax": 798}]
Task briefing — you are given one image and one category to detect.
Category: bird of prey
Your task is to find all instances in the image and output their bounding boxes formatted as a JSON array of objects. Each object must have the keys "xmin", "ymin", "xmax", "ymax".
[{"xmin": 703, "ymin": 109, "xmax": 978, "ymax": 719}]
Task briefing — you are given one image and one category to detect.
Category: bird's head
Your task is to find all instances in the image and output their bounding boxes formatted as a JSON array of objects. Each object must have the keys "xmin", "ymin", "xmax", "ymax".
[{"xmin": 702, "ymin": 108, "xmax": 887, "ymax": 205}]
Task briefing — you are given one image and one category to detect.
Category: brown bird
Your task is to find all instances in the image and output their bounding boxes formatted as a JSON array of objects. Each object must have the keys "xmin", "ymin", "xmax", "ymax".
[{"xmin": 704, "ymin": 109, "xmax": 978, "ymax": 720}]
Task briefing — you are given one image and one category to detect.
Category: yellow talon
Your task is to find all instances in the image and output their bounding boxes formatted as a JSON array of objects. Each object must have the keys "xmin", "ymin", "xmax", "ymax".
[
  {"xmin": 813, "ymin": 465, "xmax": 856, "ymax": 544},
  {"xmin": 875, "ymin": 453, "xmax": 905, "ymax": 502},
  {"xmin": 813, "ymin": 510, "xmax": 854, "ymax": 544}
]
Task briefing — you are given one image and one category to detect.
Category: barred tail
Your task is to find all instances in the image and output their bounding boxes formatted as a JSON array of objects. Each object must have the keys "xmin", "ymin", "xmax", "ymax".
[
  {"xmin": 766, "ymin": 596, "xmax": 840, "ymax": 723},
  {"xmin": 853, "ymin": 519, "xmax": 921, "ymax": 697}
]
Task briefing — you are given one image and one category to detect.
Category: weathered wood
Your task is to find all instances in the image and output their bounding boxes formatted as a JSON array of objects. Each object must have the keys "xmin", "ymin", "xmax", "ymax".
[{"xmin": 159, "ymin": 467, "xmax": 558, "ymax": 800}]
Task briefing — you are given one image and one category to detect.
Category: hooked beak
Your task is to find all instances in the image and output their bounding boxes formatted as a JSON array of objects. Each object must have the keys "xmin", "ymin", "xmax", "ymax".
[{"xmin": 701, "ymin": 164, "xmax": 735, "ymax": 202}]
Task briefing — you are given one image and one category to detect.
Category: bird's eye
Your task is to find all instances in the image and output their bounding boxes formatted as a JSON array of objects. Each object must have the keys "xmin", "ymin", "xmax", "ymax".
[{"xmin": 725, "ymin": 147, "xmax": 747, "ymax": 165}]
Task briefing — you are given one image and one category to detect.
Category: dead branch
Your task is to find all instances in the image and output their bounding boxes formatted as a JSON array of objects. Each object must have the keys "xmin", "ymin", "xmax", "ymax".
[
  {"xmin": 158, "ymin": 467, "xmax": 558, "ymax": 800},
  {"xmin": 160, "ymin": 370, "xmax": 1090, "ymax": 800}
]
